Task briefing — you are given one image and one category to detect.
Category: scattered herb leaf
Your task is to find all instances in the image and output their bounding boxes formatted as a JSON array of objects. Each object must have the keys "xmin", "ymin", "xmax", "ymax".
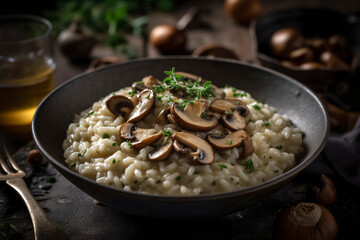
[
  {"xmin": 78, "ymin": 149, "xmax": 87, "ymax": 157},
  {"xmin": 175, "ymin": 176, "xmax": 181, "ymax": 181},
  {"xmin": 242, "ymin": 159, "xmax": 254, "ymax": 173},
  {"xmin": 276, "ymin": 145, "xmax": 283, "ymax": 150},
  {"xmin": 263, "ymin": 121, "xmax": 270, "ymax": 127},
  {"xmin": 88, "ymin": 110, "xmax": 95, "ymax": 116},
  {"xmin": 252, "ymin": 104, "xmax": 261, "ymax": 110},
  {"xmin": 103, "ymin": 133, "xmax": 109, "ymax": 139},
  {"xmin": 225, "ymin": 110, "xmax": 233, "ymax": 115},
  {"xmin": 70, "ymin": 163, "xmax": 76, "ymax": 168},
  {"xmin": 128, "ymin": 89, "xmax": 136, "ymax": 97},
  {"xmin": 218, "ymin": 163, "xmax": 227, "ymax": 171},
  {"xmin": 126, "ymin": 140, "xmax": 133, "ymax": 148},
  {"xmin": 112, "ymin": 159, "xmax": 116, "ymax": 164},
  {"xmin": 153, "ymin": 85, "xmax": 166, "ymax": 93},
  {"xmin": 112, "ymin": 142, "xmax": 116, "ymax": 146},
  {"xmin": 162, "ymin": 129, "xmax": 172, "ymax": 136},
  {"xmin": 227, "ymin": 139, "xmax": 233, "ymax": 145}
]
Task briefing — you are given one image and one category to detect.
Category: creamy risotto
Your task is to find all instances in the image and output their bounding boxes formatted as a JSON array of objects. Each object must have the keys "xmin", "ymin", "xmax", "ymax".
[{"xmin": 63, "ymin": 69, "xmax": 303, "ymax": 196}]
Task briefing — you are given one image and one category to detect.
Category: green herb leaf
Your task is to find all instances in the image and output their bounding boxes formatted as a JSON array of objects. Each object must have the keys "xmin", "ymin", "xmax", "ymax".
[
  {"xmin": 153, "ymin": 85, "xmax": 166, "ymax": 93},
  {"xmin": 218, "ymin": 163, "xmax": 227, "ymax": 171},
  {"xmin": 201, "ymin": 112, "xmax": 207, "ymax": 118},
  {"xmin": 128, "ymin": 89, "xmax": 136, "ymax": 97},
  {"xmin": 263, "ymin": 121, "xmax": 270, "ymax": 127},
  {"xmin": 225, "ymin": 110, "xmax": 233, "ymax": 115},
  {"xmin": 70, "ymin": 163, "xmax": 76, "ymax": 168},
  {"xmin": 126, "ymin": 140, "xmax": 133, "ymax": 148},
  {"xmin": 252, "ymin": 104, "xmax": 261, "ymax": 110},
  {"xmin": 112, "ymin": 142, "xmax": 116, "ymax": 146},
  {"xmin": 162, "ymin": 129, "xmax": 172, "ymax": 137},
  {"xmin": 227, "ymin": 139, "xmax": 233, "ymax": 145},
  {"xmin": 112, "ymin": 159, "xmax": 116, "ymax": 164},
  {"xmin": 242, "ymin": 159, "xmax": 254, "ymax": 173},
  {"xmin": 136, "ymin": 81, "xmax": 144, "ymax": 84},
  {"xmin": 88, "ymin": 110, "xmax": 95, "ymax": 116},
  {"xmin": 175, "ymin": 176, "xmax": 181, "ymax": 181},
  {"xmin": 258, "ymin": 100, "xmax": 264, "ymax": 104},
  {"xmin": 276, "ymin": 145, "xmax": 283, "ymax": 150},
  {"xmin": 78, "ymin": 149, "xmax": 87, "ymax": 157},
  {"xmin": 156, "ymin": 95, "xmax": 164, "ymax": 102},
  {"xmin": 103, "ymin": 133, "xmax": 109, "ymax": 139}
]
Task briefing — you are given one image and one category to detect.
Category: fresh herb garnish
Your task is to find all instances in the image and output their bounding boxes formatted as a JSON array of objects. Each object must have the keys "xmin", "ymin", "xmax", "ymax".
[
  {"xmin": 103, "ymin": 133, "xmax": 109, "ymax": 139},
  {"xmin": 162, "ymin": 129, "xmax": 172, "ymax": 136},
  {"xmin": 248, "ymin": 119, "xmax": 254, "ymax": 123},
  {"xmin": 136, "ymin": 81, "xmax": 144, "ymax": 84},
  {"xmin": 242, "ymin": 159, "xmax": 254, "ymax": 173},
  {"xmin": 179, "ymin": 100, "xmax": 194, "ymax": 111},
  {"xmin": 252, "ymin": 104, "xmax": 261, "ymax": 110},
  {"xmin": 128, "ymin": 89, "xmax": 136, "ymax": 97},
  {"xmin": 112, "ymin": 142, "xmax": 116, "ymax": 146},
  {"xmin": 156, "ymin": 95, "xmax": 164, "ymax": 101},
  {"xmin": 276, "ymin": 145, "xmax": 283, "ymax": 150},
  {"xmin": 201, "ymin": 112, "xmax": 207, "ymax": 118},
  {"xmin": 78, "ymin": 149, "xmax": 87, "ymax": 157},
  {"xmin": 218, "ymin": 163, "xmax": 227, "ymax": 171},
  {"xmin": 70, "ymin": 163, "xmax": 76, "ymax": 168},
  {"xmin": 146, "ymin": 94, "xmax": 151, "ymax": 99},
  {"xmin": 175, "ymin": 176, "xmax": 181, "ymax": 181},
  {"xmin": 126, "ymin": 140, "xmax": 133, "ymax": 148},
  {"xmin": 258, "ymin": 100, "xmax": 264, "ymax": 104},
  {"xmin": 99, "ymin": 97, "xmax": 105, "ymax": 101},
  {"xmin": 163, "ymin": 67, "xmax": 214, "ymax": 99},
  {"xmin": 227, "ymin": 139, "xmax": 233, "ymax": 145},
  {"xmin": 225, "ymin": 110, "xmax": 233, "ymax": 115},
  {"xmin": 168, "ymin": 97, "xmax": 178, "ymax": 103},
  {"xmin": 153, "ymin": 85, "xmax": 166, "ymax": 93},
  {"xmin": 263, "ymin": 121, "xmax": 270, "ymax": 127},
  {"xmin": 112, "ymin": 159, "xmax": 116, "ymax": 164},
  {"xmin": 88, "ymin": 110, "xmax": 95, "ymax": 116}
]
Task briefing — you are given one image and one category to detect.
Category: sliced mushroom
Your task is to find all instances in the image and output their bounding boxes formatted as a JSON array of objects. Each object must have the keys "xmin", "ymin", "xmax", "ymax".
[
  {"xmin": 155, "ymin": 107, "xmax": 171, "ymax": 126},
  {"xmin": 207, "ymin": 129, "xmax": 247, "ymax": 150},
  {"xmin": 127, "ymin": 89, "xmax": 155, "ymax": 123},
  {"xmin": 239, "ymin": 135, "xmax": 254, "ymax": 159},
  {"xmin": 209, "ymin": 99, "xmax": 249, "ymax": 117},
  {"xmin": 173, "ymin": 139, "xmax": 190, "ymax": 154},
  {"xmin": 119, "ymin": 122, "xmax": 136, "ymax": 140},
  {"xmin": 175, "ymin": 71, "xmax": 225, "ymax": 99},
  {"xmin": 148, "ymin": 136, "xmax": 173, "ymax": 161},
  {"xmin": 221, "ymin": 111, "xmax": 246, "ymax": 130},
  {"xmin": 171, "ymin": 101, "xmax": 218, "ymax": 132},
  {"xmin": 173, "ymin": 131, "xmax": 214, "ymax": 164},
  {"xmin": 106, "ymin": 95, "xmax": 134, "ymax": 118},
  {"xmin": 131, "ymin": 128, "xmax": 162, "ymax": 149},
  {"xmin": 132, "ymin": 75, "xmax": 162, "ymax": 91}
]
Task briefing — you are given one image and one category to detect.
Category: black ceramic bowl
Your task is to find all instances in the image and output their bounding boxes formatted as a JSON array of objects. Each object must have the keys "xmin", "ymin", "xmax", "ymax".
[
  {"xmin": 251, "ymin": 8, "xmax": 359, "ymax": 93},
  {"xmin": 32, "ymin": 57, "xmax": 329, "ymax": 219}
]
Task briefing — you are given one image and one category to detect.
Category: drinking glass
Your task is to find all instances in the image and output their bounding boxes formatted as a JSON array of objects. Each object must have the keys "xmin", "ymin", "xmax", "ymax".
[{"xmin": 0, "ymin": 15, "xmax": 55, "ymax": 135}]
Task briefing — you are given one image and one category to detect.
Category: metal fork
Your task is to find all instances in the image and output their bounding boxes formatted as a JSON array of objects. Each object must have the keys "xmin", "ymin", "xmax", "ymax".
[{"xmin": 0, "ymin": 139, "xmax": 69, "ymax": 240}]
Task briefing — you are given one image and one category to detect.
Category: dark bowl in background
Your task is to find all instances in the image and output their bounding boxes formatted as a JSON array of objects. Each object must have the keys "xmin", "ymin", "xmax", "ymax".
[
  {"xmin": 32, "ymin": 57, "xmax": 329, "ymax": 219},
  {"xmin": 251, "ymin": 8, "xmax": 359, "ymax": 94}
]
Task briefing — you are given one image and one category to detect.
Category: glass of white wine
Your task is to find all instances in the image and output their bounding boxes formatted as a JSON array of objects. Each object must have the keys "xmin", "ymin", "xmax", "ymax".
[{"xmin": 0, "ymin": 15, "xmax": 55, "ymax": 137}]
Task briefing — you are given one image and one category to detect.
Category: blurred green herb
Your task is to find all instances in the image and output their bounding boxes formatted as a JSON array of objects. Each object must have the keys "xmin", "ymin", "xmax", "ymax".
[{"xmin": 46, "ymin": 0, "xmax": 177, "ymax": 57}]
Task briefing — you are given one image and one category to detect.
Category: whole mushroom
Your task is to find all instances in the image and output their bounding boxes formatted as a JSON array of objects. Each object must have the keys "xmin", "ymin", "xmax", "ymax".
[
  {"xmin": 149, "ymin": 25, "xmax": 186, "ymax": 54},
  {"xmin": 270, "ymin": 28, "xmax": 304, "ymax": 59}
]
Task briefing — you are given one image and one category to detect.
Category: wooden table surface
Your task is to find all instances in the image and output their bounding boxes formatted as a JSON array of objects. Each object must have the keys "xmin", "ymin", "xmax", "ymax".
[{"xmin": 1, "ymin": 0, "xmax": 360, "ymax": 239}]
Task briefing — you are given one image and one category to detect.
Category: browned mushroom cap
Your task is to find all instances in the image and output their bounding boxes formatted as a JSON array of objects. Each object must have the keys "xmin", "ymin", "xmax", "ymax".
[
  {"xmin": 209, "ymin": 99, "xmax": 249, "ymax": 117},
  {"xmin": 221, "ymin": 111, "xmax": 246, "ymax": 131},
  {"xmin": 173, "ymin": 131, "xmax": 214, "ymax": 164},
  {"xmin": 119, "ymin": 122, "xmax": 136, "ymax": 140},
  {"xmin": 173, "ymin": 139, "xmax": 190, "ymax": 154},
  {"xmin": 131, "ymin": 128, "xmax": 163, "ymax": 149},
  {"xmin": 148, "ymin": 137, "xmax": 173, "ymax": 161},
  {"xmin": 319, "ymin": 51, "xmax": 350, "ymax": 71},
  {"xmin": 171, "ymin": 101, "xmax": 218, "ymax": 132},
  {"xmin": 207, "ymin": 129, "xmax": 247, "ymax": 150},
  {"xmin": 155, "ymin": 107, "xmax": 171, "ymax": 126},
  {"xmin": 288, "ymin": 47, "xmax": 314, "ymax": 64},
  {"xmin": 239, "ymin": 135, "xmax": 254, "ymax": 159},
  {"xmin": 127, "ymin": 89, "xmax": 155, "ymax": 123},
  {"xmin": 132, "ymin": 75, "xmax": 162, "ymax": 91},
  {"xmin": 175, "ymin": 71, "xmax": 225, "ymax": 99},
  {"xmin": 106, "ymin": 95, "xmax": 134, "ymax": 118}
]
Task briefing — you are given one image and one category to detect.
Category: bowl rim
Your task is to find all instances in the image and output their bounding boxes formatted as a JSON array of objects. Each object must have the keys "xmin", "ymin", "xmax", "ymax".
[{"xmin": 32, "ymin": 56, "xmax": 330, "ymax": 201}]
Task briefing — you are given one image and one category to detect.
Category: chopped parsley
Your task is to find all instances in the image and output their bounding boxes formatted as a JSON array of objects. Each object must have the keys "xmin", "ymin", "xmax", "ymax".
[
  {"xmin": 146, "ymin": 94, "xmax": 151, "ymax": 99},
  {"xmin": 70, "ymin": 163, "xmax": 76, "ymax": 168},
  {"xmin": 111, "ymin": 92, "xmax": 116, "ymax": 96},
  {"xmin": 112, "ymin": 142, "xmax": 116, "ymax": 146},
  {"xmin": 168, "ymin": 97, "xmax": 178, "ymax": 103},
  {"xmin": 136, "ymin": 81, "xmax": 144, "ymax": 84},
  {"xmin": 99, "ymin": 97, "xmax": 104, "ymax": 101},
  {"xmin": 201, "ymin": 112, "xmax": 207, "ymax": 118},
  {"xmin": 257, "ymin": 100, "xmax": 264, "ymax": 104},
  {"xmin": 276, "ymin": 145, "xmax": 283, "ymax": 150},
  {"xmin": 175, "ymin": 176, "xmax": 181, "ymax": 181},
  {"xmin": 162, "ymin": 129, "xmax": 172, "ymax": 136},
  {"xmin": 126, "ymin": 140, "xmax": 133, "ymax": 148},
  {"xmin": 112, "ymin": 159, "xmax": 116, "ymax": 164},
  {"xmin": 225, "ymin": 110, "xmax": 233, "ymax": 115},
  {"xmin": 263, "ymin": 121, "xmax": 270, "ymax": 127},
  {"xmin": 156, "ymin": 95, "xmax": 164, "ymax": 101},
  {"xmin": 78, "ymin": 149, "xmax": 87, "ymax": 157},
  {"xmin": 227, "ymin": 139, "xmax": 233, "ymax": 145},
  {"xmin": 128, "ymin": 89, "xmax": 136, "ymax": 97},
  {"xmin": 88, "ymin": 110, "xmax": 95, "ymax": 116},
  {"xmin": 242, "ymin": 159, "xmax": 254, "ymax": 173},
  {"xmin": 103, "ymin": 133, "xmax": 109, "ymax": 139},
  {"xmin": 248, "ymin": 119, "xmax": 254, "ymax": 123},
  {"xmin": 252, "ymin": 104, "xmax": 261, "ymax": 110},
  {"xmin": 218, "ymin": 163, "xmax": 227, "ymax": 171}
]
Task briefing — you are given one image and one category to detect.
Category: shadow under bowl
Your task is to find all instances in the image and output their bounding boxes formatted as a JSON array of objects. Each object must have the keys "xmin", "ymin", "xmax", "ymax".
[{"xmin": 32, "ymin": 57, "xmax": 329, "ymax": 219}]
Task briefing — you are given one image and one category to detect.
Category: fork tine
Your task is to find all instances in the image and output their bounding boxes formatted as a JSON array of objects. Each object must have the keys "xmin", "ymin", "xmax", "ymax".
[
  {"xmin": 0, "ymin": 152, "xmax": 12, "ymax": 174},
  {"xmin": 1, "ymin": 138, "xmax": 22, "ymax": 172}
]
